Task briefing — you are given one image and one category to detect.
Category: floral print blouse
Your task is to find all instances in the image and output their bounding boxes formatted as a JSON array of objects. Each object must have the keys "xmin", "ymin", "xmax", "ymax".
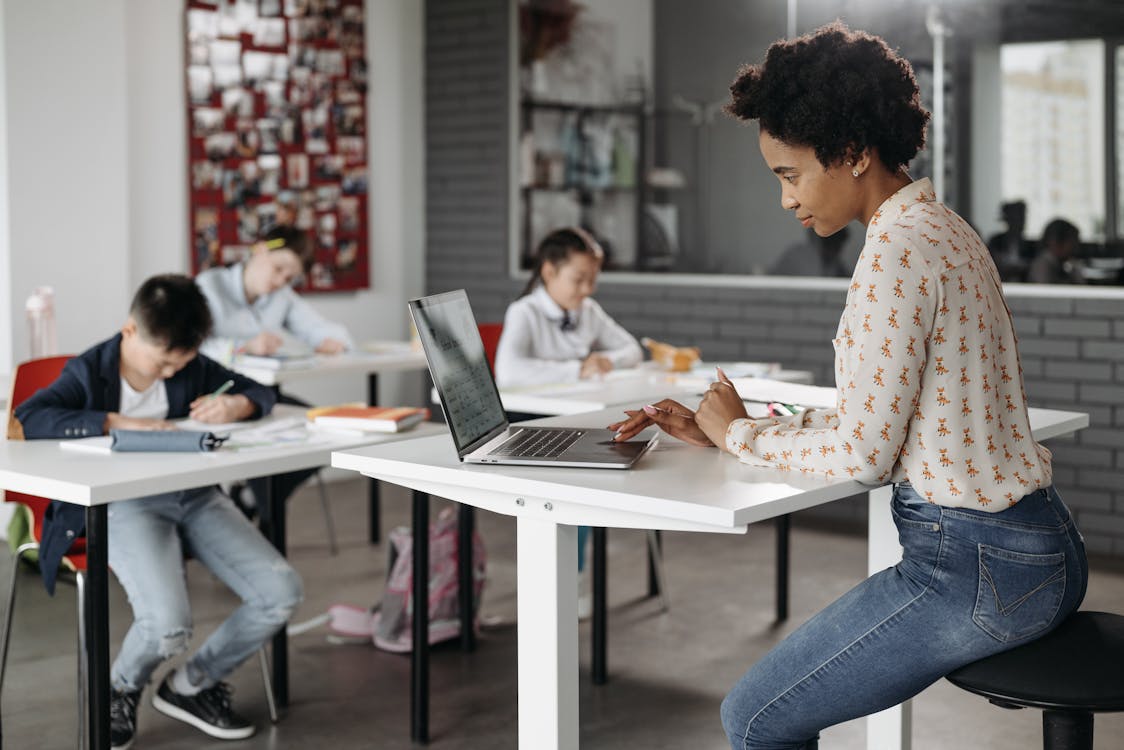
[{"xmin": 726, "ymin": 179, "xmax": 1051, "ymax": 510}]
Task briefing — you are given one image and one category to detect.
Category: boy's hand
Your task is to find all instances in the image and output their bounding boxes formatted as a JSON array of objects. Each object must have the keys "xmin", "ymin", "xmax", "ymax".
[
  {"xmin": 580, "ymin": 353, "xmax": 613, "ymax": 379},
  {"xmin": 607, "ymin": 398, "xmax": 714, "ymax": 447},
  {"xmin": 104, "ymin": 414, "xmax": 176, "ymax": 432},
  {"xmin": 315, "ymin": 338, "xmax": 347, "ymax": 354},
  {"xmin": 245, "ymin": 331, "xmax": 284, "ymax": 356},
  {"xmin": 188, "ymin": 394, "xmax": 254, "ymax": 424}
]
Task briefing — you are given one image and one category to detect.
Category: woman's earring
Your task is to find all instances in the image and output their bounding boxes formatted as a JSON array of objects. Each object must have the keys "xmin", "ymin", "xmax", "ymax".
[{"xmin": 852, "ymin": 168, "xmax": 860, "ymax": 178}]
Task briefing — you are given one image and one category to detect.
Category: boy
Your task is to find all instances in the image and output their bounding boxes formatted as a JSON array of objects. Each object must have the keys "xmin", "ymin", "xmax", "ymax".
[{"xmin": 14, "ymin": 274, "xmax": 302, "ymax": 748}]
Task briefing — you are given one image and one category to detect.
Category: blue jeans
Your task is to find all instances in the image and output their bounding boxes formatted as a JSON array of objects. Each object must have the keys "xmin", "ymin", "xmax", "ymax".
[
  {"xmin": 107, "ymin": 487, "xmax": 303, "ymax": 691},
  {"xmin": 721, "ymin": 483, "xmax": 1087, "ymax": 750}
]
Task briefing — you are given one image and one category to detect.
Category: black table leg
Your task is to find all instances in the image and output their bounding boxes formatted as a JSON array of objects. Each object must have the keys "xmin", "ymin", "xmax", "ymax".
[
  {"xmin": 647, "ymin": 529, "xmax": 662, "ymax": 597},
  {"xmin": 367, "ymin": 374, "xmax": 381, "ymax": 544},
  {"xmin": 85, "ymin": 505, "xmax": 110, "ymax": 750},
  {"xmin": 592, "ymin": 527, "xmax": 607, "ymax": 686},
  {"xmin": 411, "ymin": 491, "xmax": 430, "ymax": 743},
  {"xmin": 457, "ymin": 505, "xmax": 476, "ymax": 653},
  {"xmin": 776, "ymin": 514, "xmax": 790, "ymax": 622},
  {"xmin": 263, "ymin": 477, "xmax": 289, "ymax": 708}
]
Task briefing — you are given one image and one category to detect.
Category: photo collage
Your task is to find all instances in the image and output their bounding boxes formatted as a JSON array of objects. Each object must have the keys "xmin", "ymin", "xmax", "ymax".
[{"xmin": 186, "ymin": 0, "xmax": 368, "ymax": 292}]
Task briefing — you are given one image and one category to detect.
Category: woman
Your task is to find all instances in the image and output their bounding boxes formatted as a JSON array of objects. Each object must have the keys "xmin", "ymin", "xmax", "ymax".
[{"xmin": 609, "ymin": 23, "xmax": 1087, "ymax": 750}]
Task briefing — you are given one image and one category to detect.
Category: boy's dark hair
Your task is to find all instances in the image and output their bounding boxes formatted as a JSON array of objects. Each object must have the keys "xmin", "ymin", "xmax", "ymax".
[
  {"xmin": 262, "ymin": 224, "xmax": 314, "ymax": 275},
  {"xmin": 726, "ymin": 21, "xmax": 930, "ymax": 173},
  {"xmin": 130, "ymin": 274, "xmax": 213, "ymax": 351},
  {"xmin": 520, "ymin": 227, "xmax": 604, "ymax": 297},
  {"xmin": 1042, "ymin": 218, "xmax": 1079, "ymax": 247}
]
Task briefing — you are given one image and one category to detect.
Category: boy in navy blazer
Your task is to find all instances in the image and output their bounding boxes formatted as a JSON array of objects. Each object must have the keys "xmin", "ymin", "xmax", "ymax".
[{"xmin": 14, "ymin": 274, "xmax": 301, "ymax": 748}]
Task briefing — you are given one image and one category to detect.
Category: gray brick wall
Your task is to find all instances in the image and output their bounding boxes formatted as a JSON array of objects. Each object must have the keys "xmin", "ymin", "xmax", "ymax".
[{"xmin": 425, "ymin": 0, "xmax": 1124, "ymax": 556}]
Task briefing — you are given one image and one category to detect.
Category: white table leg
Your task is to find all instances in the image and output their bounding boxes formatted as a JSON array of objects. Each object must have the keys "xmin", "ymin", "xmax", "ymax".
[
  {"xmin": 517, "ymin": 517, "xmax": 579, "ymax": 749},
  {"xmin": 866, "ymin": 484, "xmax": 911, "ymax": 750}
]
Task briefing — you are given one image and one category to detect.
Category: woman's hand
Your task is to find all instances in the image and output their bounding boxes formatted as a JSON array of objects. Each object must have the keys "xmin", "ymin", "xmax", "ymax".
[
  {"xmin": 695, "ymin": 367, "xmax": 749, "ymax": 449},
  {"xmin": 579, "ymin": 353, "xmax": 613, "ymax": 379},
  {"xmin": 104, "ymin": 414, "xmax": 176, "ymax": 432},
  {"xmin": 188, "ymin": 394, "xmax": 254, "ymax": 424},
  {"xmin": 315, "ymin": 338, "xmax": 347, "ymax": 355},
  {"xmin": 245, "ymin": 331, "xmax": 284, "ymax": 356},
  {"xmin": 607, "ymin": 398, "xmax": 714, "ymax": 447}
]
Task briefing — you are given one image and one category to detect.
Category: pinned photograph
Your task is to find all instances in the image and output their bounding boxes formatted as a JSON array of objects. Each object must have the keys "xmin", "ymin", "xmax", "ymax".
[
  {"xmin": 221, "ymin": 244, "xmax": 252, "ymax": 265},
  {"xmin": 288, "ymin": 17, "xmax": 315, "ymax": 42},
  {"xmin": 310, "ymin": 262, "xmax": 334, "ymax": 289},
  {"xmin": 316, "ymin": 49, "xmax": 345, "ymax": 76},
  {"xmin": 259, "ymin": 154, "xmax": 282, "ymax": 195},
  {"xmin": 338, "ymin": 196, "xmax": 359, "ymax": 233},
  {"xmin": 187, "ymin": 66, "xmax": 214, "ymax": 104},
  {"xmin": 306, "ymin": 137, "xmax": 328, "ymax": 155},
  {"xmin": 210, "ymin": 38, "xmax": 242, "ymax": 67},
  {"xmin": 289, "ymin": 45, "xmax": 317, "ymax": 69},
  {"xmin": 187, "ymin": 9, "xmax": 219, "ymax": 41},
  {"xmin": 279, "ymin": 116, "xmax": 301, "ymax": 144},
  {"xmin": 221, "ymin": 87, "xmax": 254, "ymax": 117},
  {"xmin": 270, "ymin": 54, "xmax": 290, "ymax": 81},
  {"xmin": 204, "ymin": 132, "xmax": 237, "ymax": 160},
  {"xmin": 256, "ymin": 202, "xmax": 278, "ymax": 234},
  {"xmin": 287, "ymin": 153, "xmax": 309, "ymax": 188},
  {"xmin": 235, "ymin": 118, "xmax": 260, "ymax": 157},
  {"xmin": 337, "ymin": 135, "xmax": 365, "ymax": 163},
  {"xmin": 192, "ymin": 160, "xmax": 224, "ymax": 190},
  {"xmin": 334, "ymin": 105, "xmax": 364, "ymax": 136},
  {"xmin": 315, "ymin": 184, "xmax": 341, "ymax": 212},
  {"xmin": 254, "ymin": 18, "xmax": 285, "ymax": 47},
  {"xmin": 237, "ymin": 206, "xmax": 260, "ymax": 243},
  {"xmin": 336, "ymin": 239, "xmax": 358, "ymax": 270},
  {"xmin": 260, "ymin": 0, "xmax": 283, "ymax": 19},
  {"xmin": 193, "ymin": 207, "xmax": 220, "ymax": 269},
  {"xmin": 314, "ymin": 155, "xmax": 344, "ymax": 180},
  {"xmin": 212, "ymin": 65, "xmax": 243, "ymax": 90},
  {"xmin": 192, "ymin": 107, "xmax": 225, "ymax": 137},
  {"xmin": 242, "ymin": 51, "xmax": 274, "ymax": 87},
  {"xmin": 317, "ymin": 212, "xmax": 337, "ymax": 250},
  {"xmin": 284, "ymin": 0, "xmax": 309, "ymax": 16},
  {"xmin": 342, "ymin": 166, "xmax": 367, "ymax": 194},
  {"xmin": 302, "ymin": 106, "xmax": 328, "ymax": 140},
  {"xmin": 262, "ymin": 80, "xmax": 286, "ymax": 116},
  {"xmin": 257, "ymin": 117, "xmax": 280, "ymax": 153},
  {"xmin": 336, "ymin": 79, "xmax": 360, "ymax": 104},
  {"xmin": 189, "ymin": 40, "xmax": 210, "ymax": 66}
]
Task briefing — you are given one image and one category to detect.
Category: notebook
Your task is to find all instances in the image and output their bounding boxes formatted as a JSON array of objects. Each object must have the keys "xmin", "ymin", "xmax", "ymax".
[{"xmin": 408, "ymin": 290, "xmax": 657, "ymax": 469}]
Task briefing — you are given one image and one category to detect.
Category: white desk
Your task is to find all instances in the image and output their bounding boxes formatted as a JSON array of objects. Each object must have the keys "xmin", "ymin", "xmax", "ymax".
[
  {"xmin": 0, "ymin": 407, "xmax": 444, "ymax": 750},
  {"xmin": 333, "ymin": 406, "xmax": 1088, "ymax": 750},
  {"xmin": 231, "ymin": 343, "xmax": 429, "ymax": 544}
]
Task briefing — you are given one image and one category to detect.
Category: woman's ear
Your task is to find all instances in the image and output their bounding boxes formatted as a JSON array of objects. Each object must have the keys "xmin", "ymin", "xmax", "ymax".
[{"xmin": 848, "ymin": 146, "xmax": 874, "ymax": 178}]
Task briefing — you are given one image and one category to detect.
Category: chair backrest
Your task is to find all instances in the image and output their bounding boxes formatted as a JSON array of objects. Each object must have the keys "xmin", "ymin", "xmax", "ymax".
[
  {"xmin": 5, "ymin": 356, "xmax": 73, "ymax": 533},
  {"xmin": 478, "ymin": 323, "xmax": 503, "ymax": 370}
]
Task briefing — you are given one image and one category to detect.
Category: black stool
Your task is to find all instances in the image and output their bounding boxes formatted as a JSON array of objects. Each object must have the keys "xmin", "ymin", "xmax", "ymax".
[{"xmin": 946, "ymin": 611, "xmax": 1124, "ymax": 750}]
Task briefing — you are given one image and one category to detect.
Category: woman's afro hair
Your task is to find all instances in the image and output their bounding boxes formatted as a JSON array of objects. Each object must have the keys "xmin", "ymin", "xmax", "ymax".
[{"xmin": 726, "ymin": 21, "xmax": 930, "ymax": 172}]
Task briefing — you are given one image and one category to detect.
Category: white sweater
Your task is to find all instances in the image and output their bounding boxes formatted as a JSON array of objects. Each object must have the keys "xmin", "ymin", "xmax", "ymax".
[
  {"xmin": 726, "ymin": 179, "xmax": 1051, "ymax": 510},
  {"xmin": 494, "ymin": 286, "xmax": 642, "ymax": 388}
]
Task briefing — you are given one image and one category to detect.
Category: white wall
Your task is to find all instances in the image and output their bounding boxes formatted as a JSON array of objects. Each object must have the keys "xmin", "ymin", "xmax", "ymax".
[
  {"xmin": 0, "ymin": 0, "xmax": 11, "ymax": 376},
  {"xmin": 0, "ymin": 0, "xmax": 425, "ymax": 407}
]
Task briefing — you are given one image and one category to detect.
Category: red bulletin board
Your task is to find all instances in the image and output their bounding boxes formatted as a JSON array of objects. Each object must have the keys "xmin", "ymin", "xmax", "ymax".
[{"xmin": 185, "ymin": 0, "xmax": 369, "ymax": 292}]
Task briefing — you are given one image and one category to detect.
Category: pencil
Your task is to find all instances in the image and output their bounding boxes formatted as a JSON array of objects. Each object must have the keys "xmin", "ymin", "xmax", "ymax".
[{"xmin": 209, "ymin": 379, "xmax": 235, "ymax": 399}]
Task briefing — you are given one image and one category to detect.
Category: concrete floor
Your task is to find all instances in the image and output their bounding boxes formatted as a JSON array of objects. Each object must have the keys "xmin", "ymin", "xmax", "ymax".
[{"xmin": 2, "ymin": 478, "xmax": 1122, "ymax": 749}]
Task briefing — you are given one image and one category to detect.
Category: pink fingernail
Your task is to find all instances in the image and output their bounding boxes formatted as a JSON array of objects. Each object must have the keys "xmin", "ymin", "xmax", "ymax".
[{"xmin": 642, "ymin": 404, "xmax": 657, "ymax": 415}]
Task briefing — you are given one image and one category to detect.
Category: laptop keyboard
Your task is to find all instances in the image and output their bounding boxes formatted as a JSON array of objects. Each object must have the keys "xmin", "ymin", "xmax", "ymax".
[{"xmin": 488, "ymin": 428, "xmax": 583, "ymax": 459}]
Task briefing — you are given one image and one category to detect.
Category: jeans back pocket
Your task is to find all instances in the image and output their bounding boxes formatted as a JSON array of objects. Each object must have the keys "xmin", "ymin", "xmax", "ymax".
[{"xmin": 972, "ymin": 544, "xmax": 1066, "ymax": 644}]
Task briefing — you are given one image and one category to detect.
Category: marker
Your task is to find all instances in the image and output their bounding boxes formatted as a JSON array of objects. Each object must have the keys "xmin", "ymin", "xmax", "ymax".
[{"xmin": 209, "ymin": 379, "xmax": 235, "ymax": 399}]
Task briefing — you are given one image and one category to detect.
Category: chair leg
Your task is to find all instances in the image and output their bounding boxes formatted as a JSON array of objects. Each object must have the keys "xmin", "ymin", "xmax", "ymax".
[
  {"xmin": 259, "ymin": 647, "xmax": 279, "ymax": 723},
  {"xmin": 645, "ymin": 531, "xmax": 670, "ymax": 612},
  {"xmin": 314, "ymin": 472, "xmax": 339, "ymax": 556},
  {"xmin": 0, "ymin": 543, "xmax": 39, "ymax": 695},
  {"xmin": 1042, "ymin": 709, "xmax": 1093, "ymax": 750},
  {"xmin": 76, "ymin": 570, "xmax": 88, "ymax": 750}
]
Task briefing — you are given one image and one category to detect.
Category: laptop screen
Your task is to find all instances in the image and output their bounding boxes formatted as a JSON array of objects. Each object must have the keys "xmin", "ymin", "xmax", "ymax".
[{"xmin": 409, "ymin": 290, "xmax": 508, "ymax": 456}]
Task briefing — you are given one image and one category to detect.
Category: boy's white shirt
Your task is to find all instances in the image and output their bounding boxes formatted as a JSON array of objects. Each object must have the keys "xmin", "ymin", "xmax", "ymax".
[
  {"xmin": 119, "ymin": 377, "xmax": 169, "ymax": 420},
  {"xmin": 494, "ymin": 285, "xmax": 643, "ymax": 388}
]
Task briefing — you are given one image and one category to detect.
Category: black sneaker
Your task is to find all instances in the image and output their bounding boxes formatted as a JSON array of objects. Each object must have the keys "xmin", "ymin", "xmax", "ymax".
[
  {"xmin": 110, "ymin": 687, "xmax": 140, "ymax": 750},
  {"xmin": 151, "ymin": 674, "xmax": 255, "ymax": 740}
]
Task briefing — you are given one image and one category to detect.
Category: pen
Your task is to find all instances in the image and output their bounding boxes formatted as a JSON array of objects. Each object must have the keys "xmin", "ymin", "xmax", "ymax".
[{"xmin": 209, "ymin": 379, "xmax": 235, "ymax": 399}]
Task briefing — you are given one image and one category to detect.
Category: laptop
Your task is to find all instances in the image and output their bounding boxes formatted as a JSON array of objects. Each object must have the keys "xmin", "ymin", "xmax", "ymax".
[{"xmin": 409, "ymin": 290, "xmax": 657, "ymax": 469}]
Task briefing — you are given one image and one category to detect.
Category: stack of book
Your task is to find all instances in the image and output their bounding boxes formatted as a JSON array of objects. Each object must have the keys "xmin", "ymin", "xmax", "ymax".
[{"xmin": 306, "ymin": 404, "xmax": 429, "ymax": 434}]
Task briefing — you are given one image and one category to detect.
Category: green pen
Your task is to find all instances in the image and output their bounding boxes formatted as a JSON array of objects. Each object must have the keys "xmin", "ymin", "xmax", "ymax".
[{"xmin": 209, "ymin": 379, "xmax": 235, "ymax": 399}]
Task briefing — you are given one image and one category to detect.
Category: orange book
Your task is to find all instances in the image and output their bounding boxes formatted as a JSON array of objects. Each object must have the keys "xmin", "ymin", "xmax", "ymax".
[{"xmin": 307, "ymin": 405, "xmax": 429, "ymax": 433}]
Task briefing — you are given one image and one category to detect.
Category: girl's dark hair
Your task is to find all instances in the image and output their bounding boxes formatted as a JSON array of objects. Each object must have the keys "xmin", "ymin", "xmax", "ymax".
[
  {"xmin": 262, "ymin": 224, "xmax": 314, "ymax": 275},
  {"xmin": 130, "ymin": 274, "xmax": 213, "ymax": 351},
  {"xmin": 726, "ymin": 21, "xmax": 930, "ymax": 172},
  {"xmin": 520, "ymin": 227, "xmax": 604, "ymax": 297}
]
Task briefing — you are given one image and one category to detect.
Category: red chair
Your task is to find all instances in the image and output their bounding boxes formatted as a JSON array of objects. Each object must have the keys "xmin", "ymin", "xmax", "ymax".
[{"xmin": 478, "ymin": 322, "xmax": 503, "ymax": 370}]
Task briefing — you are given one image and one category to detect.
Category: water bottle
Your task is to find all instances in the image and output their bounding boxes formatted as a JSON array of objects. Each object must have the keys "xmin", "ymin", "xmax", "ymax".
[{"xmin": 25, "ymin": 286, "xmax": 57, "ymax": 359}]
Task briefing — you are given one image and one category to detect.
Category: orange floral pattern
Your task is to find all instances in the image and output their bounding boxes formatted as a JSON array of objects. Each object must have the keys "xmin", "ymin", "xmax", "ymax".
[{"xmin": 726, "ymin": 179, "xmax": 1051, "ymax": 510}]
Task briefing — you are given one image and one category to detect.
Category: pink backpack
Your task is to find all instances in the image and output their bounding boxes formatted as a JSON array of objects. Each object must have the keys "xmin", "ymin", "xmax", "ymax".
[{"xmin": 328, "ymin": 507, "xmax": 486, "ymax": 652}]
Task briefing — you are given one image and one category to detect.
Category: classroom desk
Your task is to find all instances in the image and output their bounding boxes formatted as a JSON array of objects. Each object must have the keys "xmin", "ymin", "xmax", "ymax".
[
  {"xmin": 333, "ymin": 405, "xmax": 1088, "ymax": 750},
  {"xmin": 0, "ymin": 406, "xmax": 444, "ymax": 750},
  {"xmin": 231, "ymin": 344, "xmax": 429, "ymax": 544}
]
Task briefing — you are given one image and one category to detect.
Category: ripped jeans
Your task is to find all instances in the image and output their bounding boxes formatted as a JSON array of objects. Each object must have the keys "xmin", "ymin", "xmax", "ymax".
[
  {"xmin": 720, "ymin": 483, "xmax": 1087, "ymax": 750},
  {"xmin": 108, "ymin": 487, "xmax": 303, "ymax": 692}
]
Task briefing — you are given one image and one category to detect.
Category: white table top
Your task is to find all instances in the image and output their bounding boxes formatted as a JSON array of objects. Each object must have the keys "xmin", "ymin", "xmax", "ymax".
[
  {"xmin": 435, "ymin": 365, "xmax": 816, "ymax": 417},
  {"xmin": 0, "ymin": 405, "xmax": 446, "ymax": 507},
  {"xmin": 232, "ymin": 343, "xmax": 427, "ymax": 386},
  {"xmin": 333, "ymin": 406, "xmax": 1088, "ymax": 534}
]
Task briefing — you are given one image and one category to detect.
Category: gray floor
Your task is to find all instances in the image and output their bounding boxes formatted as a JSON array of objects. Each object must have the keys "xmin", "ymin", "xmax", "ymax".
[{"xmin": 2, "ymin": 479, "xmax": 1122, "ymax": 749}]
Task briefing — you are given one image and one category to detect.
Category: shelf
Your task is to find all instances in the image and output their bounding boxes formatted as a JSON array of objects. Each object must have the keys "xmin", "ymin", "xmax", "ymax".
[{"xmin": 521, "ymin": 98, "xmax": 644, "ymax": 115}]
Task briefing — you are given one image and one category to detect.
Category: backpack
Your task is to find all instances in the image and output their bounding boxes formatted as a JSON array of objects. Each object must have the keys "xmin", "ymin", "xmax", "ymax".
[{"xmin": 327, "ymin": 506, "xmax": 486, "ymax": 653}]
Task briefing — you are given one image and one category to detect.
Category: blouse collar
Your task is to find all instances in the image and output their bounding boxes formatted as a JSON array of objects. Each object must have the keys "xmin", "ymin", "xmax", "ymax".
[{"xmin": 865, "ymin": 177, "xmax": 937, "ymax": 240}]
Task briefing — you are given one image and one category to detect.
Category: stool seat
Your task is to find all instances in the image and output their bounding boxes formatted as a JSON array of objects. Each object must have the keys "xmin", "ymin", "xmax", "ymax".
[{"xmin": 947, "ymin": 611, "xmax": 1124, "ymax": 713}]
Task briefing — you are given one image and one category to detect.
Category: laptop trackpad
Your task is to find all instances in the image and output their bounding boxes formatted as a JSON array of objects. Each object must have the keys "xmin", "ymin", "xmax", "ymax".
[{"xmin": 562, "ymin": 429, "xmax": 651, "ymax": 462}]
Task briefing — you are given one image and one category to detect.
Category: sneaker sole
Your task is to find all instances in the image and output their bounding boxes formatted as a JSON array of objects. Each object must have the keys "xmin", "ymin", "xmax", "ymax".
[{"xmin": 151, "ymin": 692, "xmax": 256, "ymax": 741}]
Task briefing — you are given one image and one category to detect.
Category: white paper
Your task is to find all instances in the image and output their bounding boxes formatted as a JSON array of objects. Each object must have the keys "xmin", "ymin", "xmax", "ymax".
[
  {"xmin": 724, "ymin": 378, "xmax": 838, "ymax": 409},
  {"xmin": 59, "ymin": 436, "xmax": 113, "ymax": 455}
]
